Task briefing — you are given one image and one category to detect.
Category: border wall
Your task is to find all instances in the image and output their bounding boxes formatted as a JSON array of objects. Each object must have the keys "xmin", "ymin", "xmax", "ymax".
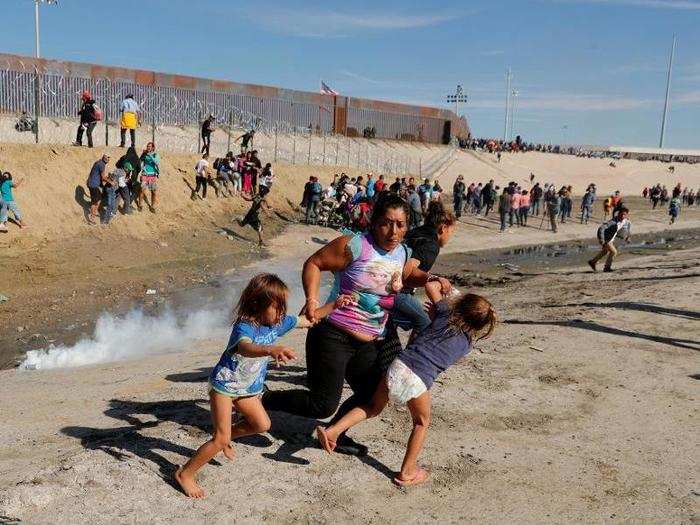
[{"xmin": 0, "ymin": 53, "xmax": 469, "ymax": 144}]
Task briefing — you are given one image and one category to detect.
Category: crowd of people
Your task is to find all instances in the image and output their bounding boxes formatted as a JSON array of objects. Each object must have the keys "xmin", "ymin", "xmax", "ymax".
[{"xmin": 643, "ymin": 183, "xmax": 698, "ymax": 224}]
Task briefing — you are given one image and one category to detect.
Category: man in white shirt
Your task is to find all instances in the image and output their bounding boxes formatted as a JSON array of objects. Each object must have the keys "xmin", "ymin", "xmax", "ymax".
[
  {"xmin": 119, "ymin": 95, "xmax": 140, "ymax": 148},
  {"xmin": 192, "ymin": 154, "xmax": 212, "ymax": 199}
]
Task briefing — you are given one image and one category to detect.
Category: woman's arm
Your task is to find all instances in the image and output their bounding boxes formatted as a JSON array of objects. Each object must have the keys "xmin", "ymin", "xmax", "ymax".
[
  {"xmin": 301, "ymin": 235, "xmax": 353, "ymax": 322},
  {"xmin": 403, "ymin": 258, "xmax": 452, "ymax": 294}
]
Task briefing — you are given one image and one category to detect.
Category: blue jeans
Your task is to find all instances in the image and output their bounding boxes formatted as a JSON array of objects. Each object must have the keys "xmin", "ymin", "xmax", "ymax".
[
  {"xmin": 103, "ymin": 186, "xmax": 117, "ymax": 223},
  {"xmin": 0, "ymin": 200, "xmax": 22, "ymax": 222},
  {"xmin": 390, "ymin": 293, "xmax": 431, "ymax": 333}
]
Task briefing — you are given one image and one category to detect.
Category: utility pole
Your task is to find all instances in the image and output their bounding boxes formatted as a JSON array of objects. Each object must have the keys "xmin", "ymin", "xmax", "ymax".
[
  {"xmin": 659, "ymin": 34, "xmax": 676, "ymax": 148},
  {"xmin": 503, "ymin": 68, "xmax": 512, "ymax": 142}
]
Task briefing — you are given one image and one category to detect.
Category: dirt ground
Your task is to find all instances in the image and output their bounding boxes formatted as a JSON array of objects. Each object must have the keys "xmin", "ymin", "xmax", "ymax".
[{"xmin": 0, "ymin": 220, "xmax": 698, "ymax": 523}]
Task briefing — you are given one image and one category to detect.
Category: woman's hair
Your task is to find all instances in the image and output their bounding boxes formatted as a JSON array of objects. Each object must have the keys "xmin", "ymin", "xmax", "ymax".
[
  {"xmin": 424, "ymin": 200, "xmax": 456, "ymax": 229},
  {"xmin": 233, "ymin": 273, "xmax": 289, "ymax": 324},
  {"xmin": 1, "ymin": 172, "xmax": 12, "ymax": 182},
  {"xmin": 450, "ymin": 293, "xmax": 497, "ymax": 342},
  {"xmin": 370, "ymin": 192, "xmax": 409, "ymax": 227}
]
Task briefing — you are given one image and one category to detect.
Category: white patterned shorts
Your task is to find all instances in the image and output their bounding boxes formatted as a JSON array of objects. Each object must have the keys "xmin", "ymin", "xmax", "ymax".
[{"xmin": 386, "ymin": 359, "xmax": 427, "ymax": 404}]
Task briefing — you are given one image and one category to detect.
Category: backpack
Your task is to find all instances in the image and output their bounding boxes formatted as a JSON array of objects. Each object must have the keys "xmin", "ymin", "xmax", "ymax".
[{"xmin": 92, "ymin": 103, "xmax": 103, "ymax": 121}]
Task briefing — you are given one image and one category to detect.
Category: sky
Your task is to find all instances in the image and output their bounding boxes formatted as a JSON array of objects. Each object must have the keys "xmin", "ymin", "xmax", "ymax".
[{"xmin": 2, "ymin": 0, "xmax": 699, "ymax": 148}]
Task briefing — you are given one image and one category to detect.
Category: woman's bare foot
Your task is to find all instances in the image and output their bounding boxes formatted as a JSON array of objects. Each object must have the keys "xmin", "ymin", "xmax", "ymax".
[
  {"xmin": 223, "ymin": 444, "xmax": 236, "ymax": 461},
  {"xmin": 175, "ymin": 467, "xmax": 205, "ymax": 498},
  {"xmin": 394, "ymin": 467, "xmax": 430, "ymax": 487},
  {"xmin": 316, "ymin": 426, "xmax": 336, "ymax": 454}
]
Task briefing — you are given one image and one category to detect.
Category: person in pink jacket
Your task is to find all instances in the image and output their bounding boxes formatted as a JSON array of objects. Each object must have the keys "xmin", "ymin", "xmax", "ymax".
[
  {"xmin": 519, "ymin": 190, "xmax": 531, "ymax": 226},
  {"xmin": 510, "ymin": 190, "xmax": 522, "ymax": 226}
]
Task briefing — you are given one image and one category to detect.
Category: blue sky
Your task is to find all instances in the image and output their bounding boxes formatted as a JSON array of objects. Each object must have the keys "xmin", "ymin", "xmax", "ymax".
[{"xmin": 3, "ymin": 0, "xmax": 699, "ymax": 148}]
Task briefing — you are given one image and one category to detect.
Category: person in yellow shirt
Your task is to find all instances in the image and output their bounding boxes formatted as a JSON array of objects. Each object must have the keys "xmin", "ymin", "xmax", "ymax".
[{"xmin": 119, "ymin": 94, "xmax": 140, "ymax": 148}]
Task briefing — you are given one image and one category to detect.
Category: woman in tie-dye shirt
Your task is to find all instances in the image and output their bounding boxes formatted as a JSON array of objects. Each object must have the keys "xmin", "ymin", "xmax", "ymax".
[{"xmin": 264, "ymin": 193, "xmax": 452, "ymax": 456}]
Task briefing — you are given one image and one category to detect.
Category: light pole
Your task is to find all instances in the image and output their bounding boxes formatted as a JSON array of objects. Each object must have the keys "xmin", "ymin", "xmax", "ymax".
[
  {"xmin": 503, "ymin": 67, "xmax": 512, "ymax": 142},
  {"xmin": 659, "ymin": 34, "xmax": 676, "ymax": 149},
  {"xmin": 33, "ymin": 0, "xmax": 58, "ymax": 58},
  {"xmin": 30, "ymin": 0, "xmax": 57, "ymax": 143},
  {"xmin": 446, "ymin": 84, "xmax": 468, "ymax": 119}
]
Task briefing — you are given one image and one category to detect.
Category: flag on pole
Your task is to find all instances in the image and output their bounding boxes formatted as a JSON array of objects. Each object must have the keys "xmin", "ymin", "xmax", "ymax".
[{"xmin": 320, "ymin": 81, "xmax": 339, "ymax": 96}]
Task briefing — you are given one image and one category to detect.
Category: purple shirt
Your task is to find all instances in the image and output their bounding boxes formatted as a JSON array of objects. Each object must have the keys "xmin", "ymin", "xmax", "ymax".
[{"xmin": 397, "ymin": 300, "xmax": 472, "ymax": 389}]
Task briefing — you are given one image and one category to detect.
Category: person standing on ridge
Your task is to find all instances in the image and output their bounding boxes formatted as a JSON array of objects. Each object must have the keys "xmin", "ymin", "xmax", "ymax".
[
  {"xmin": 74, "ymin": 90, "xmax": 99, "ymax": 148},
  {"xmin": 201, "ymin": 115, "xmax": 215, "ymax": 156},
  {"xmin": 119, "ymin": 94, "xmax": 140, "ymax": 148}
]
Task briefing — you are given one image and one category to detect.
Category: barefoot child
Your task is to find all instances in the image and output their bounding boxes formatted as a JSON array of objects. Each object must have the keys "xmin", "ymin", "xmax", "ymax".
[
  {"xmin": 176, "ymin": 273, "xmax": 352, "ymax": 498},
  {"xmin": 317, "ymin": 283, "xmax": 496, "ymax": 487}
]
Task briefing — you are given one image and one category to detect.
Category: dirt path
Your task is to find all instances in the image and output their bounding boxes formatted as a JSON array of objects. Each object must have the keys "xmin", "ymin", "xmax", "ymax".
[{"xmin": 0, "ymin": 238, "xmax": 697, "ymax": 523}]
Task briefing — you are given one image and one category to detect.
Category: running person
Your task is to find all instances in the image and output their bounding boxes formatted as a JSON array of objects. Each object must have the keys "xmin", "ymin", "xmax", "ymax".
[
  {"xmin": 263, "ymin": 194, "xmax": 451, "ymax": 457},
  {"xmin": 317, "ymin": 285, "xmax": 496, "ymax": 487},
  {"xmin": 238, "ymin": 192, "xmax": 272, "ymax": 246},
  {"xmin": 588, "ymin": 207, "xmax": 631, "ymax": 272}
]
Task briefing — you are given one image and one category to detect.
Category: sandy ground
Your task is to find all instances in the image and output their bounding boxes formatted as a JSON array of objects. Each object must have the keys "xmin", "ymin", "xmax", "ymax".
[
  {"xmin": 1, "ymin": 145, "xmax": 699, "ymax": 522},
  {"xmin": 0, "ymin": 222, "xmax": 698, "ymax": 523}
]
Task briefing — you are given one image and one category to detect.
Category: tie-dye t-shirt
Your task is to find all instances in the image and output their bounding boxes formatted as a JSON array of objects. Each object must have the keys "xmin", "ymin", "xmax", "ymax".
[{"xmin": 327, "ymin": 233, "xmax": 410, "ymax": 338}]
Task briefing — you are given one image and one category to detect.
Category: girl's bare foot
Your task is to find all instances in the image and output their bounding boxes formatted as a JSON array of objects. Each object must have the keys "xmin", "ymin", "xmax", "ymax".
[
  {"xmin": 316, "ymin": 426, "xmax": 336, "ymax": 454},
  {"xmin": 175, "ymin": 467, "xmax": 205, "ymax": 498},
  {"xmin": 394, "ymin": 467, "xmax": 430, "ymax": 487},
  {"xmin": 223, "ymin": 444, "xmax": 236, "ymax": 461}
]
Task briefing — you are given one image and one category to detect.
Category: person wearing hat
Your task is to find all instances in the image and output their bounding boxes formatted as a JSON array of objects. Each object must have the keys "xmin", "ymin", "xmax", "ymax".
[
  {"xmin": 119, "ymin": 94, "xmax": 140, "ymax": 148},
  {"xmin": 74, "ymin": 90, "xmax": 98, "ymax": 148},
  {"xmin": 201, "ymin": 115, "xmax": 216, "ymax": 156}
]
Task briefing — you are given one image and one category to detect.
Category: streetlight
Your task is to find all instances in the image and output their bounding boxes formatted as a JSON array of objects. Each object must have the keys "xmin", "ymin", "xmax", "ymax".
[
  {"xmin": 32, "ymin": 0, "xmax": 58, "ymax": 58},
  {"xmin": 446, "ymin": 84, "xmax": 468, "ymax": 118}
]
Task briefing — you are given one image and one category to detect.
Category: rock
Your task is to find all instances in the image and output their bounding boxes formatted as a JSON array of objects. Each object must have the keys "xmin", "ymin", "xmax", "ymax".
[
  {"xmin": 17, "ymin": 326, "xmax": 24, "ymax": 333},
  {"xmin": 145, "ymin": 289, "xmax": 157, "ymax": 295},
  {"xmin": 227, "ymin": 235, "xmax": 235, "ymax": 241},
  {"xmin": 0, "ymin": 293, "xmax": 9, "ymax": 303}
]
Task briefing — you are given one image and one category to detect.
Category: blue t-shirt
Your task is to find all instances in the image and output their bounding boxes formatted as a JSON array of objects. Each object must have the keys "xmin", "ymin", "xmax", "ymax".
[
  {"xmin": 209, "ymin": 315, "xmax": 298, "ymax": 397},
  {"xmin": 366, "ymin": 179, "xmax": 376, "ymax": 198},
  {"xmin": 87, "ymin": 160, "xmax": 106, "ymax": 189},
  {"xmin": 0, "ymin": 180, "xmax": 15, "ymax": 202},
  {"xmin": 397, "ymin": 300, "xmax": 471, "ymax": 389}
]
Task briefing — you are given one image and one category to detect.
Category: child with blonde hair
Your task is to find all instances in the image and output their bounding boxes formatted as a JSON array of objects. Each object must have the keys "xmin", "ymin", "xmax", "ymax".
[
  {"xmin": 176, "ymin": 273, "xmax": 351, "ymax": 498},
  {"xmin": 317, "ymin": 282, "xmax": 496, "ymax": 487}
]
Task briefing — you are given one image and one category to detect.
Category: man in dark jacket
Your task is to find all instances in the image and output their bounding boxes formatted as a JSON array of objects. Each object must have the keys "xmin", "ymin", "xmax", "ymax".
[
  {"xmin": 201, "ymin": 115, "xmax": 215, "ymax": 155},
  {"xmin": 74, "ymin": 90, "xmax": 98, "ymax": 148}
]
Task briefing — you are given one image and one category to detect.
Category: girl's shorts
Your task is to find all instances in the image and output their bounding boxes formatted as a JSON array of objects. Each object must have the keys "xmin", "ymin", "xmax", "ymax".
[
  {"xmin": 386, "ymin": 359, "xmax": 427, "ymax": 404},
  {"xmin": 141, "ymin": 175, "xmax": 158, "ymax": 191}
]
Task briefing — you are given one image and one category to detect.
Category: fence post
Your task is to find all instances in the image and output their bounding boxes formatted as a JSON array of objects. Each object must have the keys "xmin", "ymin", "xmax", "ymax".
[
  {"xmin": 105, "ymin": 106, "xmax": 109, "ymax": 146},
  {"xmin": 346, "ymin": 138, "xmax": 351, "ymax": 166},
  {"xmin": 292, "ymin": 133, "xmax": 296, "ymax": 164},
  {"xmin": 322, "ymin": 134, "xmax": 326, "ymax": 165},
  {"xmin": 356, "ymin": 141, "xmax": 360, "ymax": 167},
  {"xmin": 335, "ymin": 135, "xmax": 339, "ymax": 165},
  {"xmin": 151, "ymin": 112, "xmax": 156, "ymax": 145},
  {"xmin": 197, "ymin": 111, "xmax": 202, "ymax": 154},
  {"xmin": 227, "ymin": 109, "xmax": 233, "ymax": 152},
  {"xmin": 274, "ymin": 123, "xmax": 278, "ymax": 162},
  {"xmin": 33, "ymin": 68, "xmax": 40, "ymax": 144},
  {"xmin": 307, "ymin": 132, "xmax": 311, "ymax": 164}
]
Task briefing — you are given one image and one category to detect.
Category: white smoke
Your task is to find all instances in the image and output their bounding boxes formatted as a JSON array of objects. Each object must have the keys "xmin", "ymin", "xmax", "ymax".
[{"xmin": 20, "ymin": 306, "xmax": 229, "ymax": 370}]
